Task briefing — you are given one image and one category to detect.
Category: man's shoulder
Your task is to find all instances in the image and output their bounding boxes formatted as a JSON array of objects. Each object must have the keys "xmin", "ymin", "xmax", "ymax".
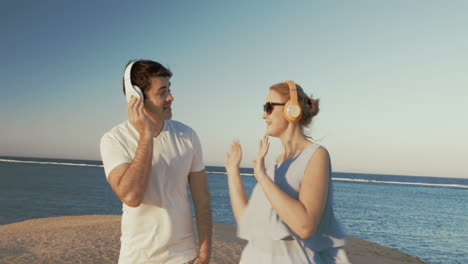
[
  {"xmin": 101, "ymin": 121, "xmax": 135, "ymax": 142},
  {"xmin": 166, "ymin": 120, "xmax": 195, "ymax": 134}
]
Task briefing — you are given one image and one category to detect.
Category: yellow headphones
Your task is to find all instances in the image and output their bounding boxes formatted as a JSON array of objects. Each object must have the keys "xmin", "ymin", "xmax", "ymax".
[{"xmin": 284, "ymin": 80, "xmax": 302, "ymax": 123}]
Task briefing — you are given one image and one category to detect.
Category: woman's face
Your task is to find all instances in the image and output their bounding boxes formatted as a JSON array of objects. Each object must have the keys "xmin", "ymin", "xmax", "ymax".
[{"xmin": 263, "ymin": 90, "xmax": 289, "ymax": 137}]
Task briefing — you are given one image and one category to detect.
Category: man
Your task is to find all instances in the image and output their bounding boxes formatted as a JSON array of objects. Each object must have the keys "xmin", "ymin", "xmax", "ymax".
[{"xmin": 100, "ymin": 59, "xmax": 212, "ymax": 264}]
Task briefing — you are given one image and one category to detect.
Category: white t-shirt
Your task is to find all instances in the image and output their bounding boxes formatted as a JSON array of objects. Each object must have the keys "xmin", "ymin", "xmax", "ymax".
[{"xmin": 100, "ymin": 120, "xmax": 205, "ymax": 264}]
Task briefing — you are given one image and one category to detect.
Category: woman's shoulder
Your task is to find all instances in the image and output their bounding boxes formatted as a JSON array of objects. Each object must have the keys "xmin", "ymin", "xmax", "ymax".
[
  {"xmin": 304, "ymin": 142, "xmax": 328, "ymax": 158},
  {"xmin": 304, "ymin": 144, "xmax": 331, "ymax": 172},
  {"xmin": 314, "ymin": 144, "xmax": 329, "ymax": 156},
  {"xmin": 309, "ymin": 144, "xmax": 330, "ymax": 160}
]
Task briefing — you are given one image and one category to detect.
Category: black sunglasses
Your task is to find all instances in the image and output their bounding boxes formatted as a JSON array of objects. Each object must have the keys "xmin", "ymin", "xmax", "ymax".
[{"xmin": 263, "ymin": 102, "xmax": 286, "ymax": 114}]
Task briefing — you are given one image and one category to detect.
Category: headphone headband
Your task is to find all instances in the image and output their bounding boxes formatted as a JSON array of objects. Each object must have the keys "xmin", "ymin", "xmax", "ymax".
[
  {"xmin": 284, "ymin": 80, "xmax": 299, "ymax": 104},
  {"xmin": 124, "ymin": 61, "xmax": 135, "ymax": 85}
]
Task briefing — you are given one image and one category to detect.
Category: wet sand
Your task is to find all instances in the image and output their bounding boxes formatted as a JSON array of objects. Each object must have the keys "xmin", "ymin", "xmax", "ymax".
[{"xmin": 0, "ymin": 215, "xmax": 427, "ymax": 264}]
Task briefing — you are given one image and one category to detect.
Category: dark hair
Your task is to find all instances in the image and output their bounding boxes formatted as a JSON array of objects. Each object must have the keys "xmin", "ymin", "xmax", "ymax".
[
  {"xmin": 122, "ymin": 60, "xmax": 172, "ymax": 96},
  {"xmin": 270, "ymin": 82, "xmax": 320, "ymax": 127}
]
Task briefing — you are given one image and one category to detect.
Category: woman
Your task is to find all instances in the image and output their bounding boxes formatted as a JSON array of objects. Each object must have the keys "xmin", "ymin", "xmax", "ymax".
[{"xmin": 225, "ymin": 81, "xmax": 351, "ymax": 264}]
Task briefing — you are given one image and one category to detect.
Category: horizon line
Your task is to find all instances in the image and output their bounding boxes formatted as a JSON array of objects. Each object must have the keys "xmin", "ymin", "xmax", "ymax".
[{"xmin": 0, "ymin": 155, "xmax": 466, "ymax": 179}]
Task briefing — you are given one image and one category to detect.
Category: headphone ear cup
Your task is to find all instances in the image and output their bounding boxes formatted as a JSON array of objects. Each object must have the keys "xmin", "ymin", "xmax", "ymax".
[
  {"xmin": 125, "ymin": 84, "xmax": 144, "ymax": 103},
  {"xmin": 124, "ymin": 61, "xmax": 145, "ymax": 103},
  {"xmin": 133, "ymin": 85, "xmax": 144, "ymax": 100},
  {"xmin": 284, "ymin": 100, "xmax": 302, "ymax": 122},
  {"xmin": 284, "ymin": 100, "xmax": 291, "ymax": 121}
]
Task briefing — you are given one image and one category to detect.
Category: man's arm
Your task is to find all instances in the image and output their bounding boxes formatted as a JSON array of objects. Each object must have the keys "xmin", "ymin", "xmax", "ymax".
[
  {"xmin": 106, "ymin": 97, "xmax": 155, "ymax": 207},
  {"xmin": 107, "ymin": 133, "xmax": 153, "ymax": 207},
  {"xmin": 188, "ymin": 170, "xmax": 212, "ymax": 264}
]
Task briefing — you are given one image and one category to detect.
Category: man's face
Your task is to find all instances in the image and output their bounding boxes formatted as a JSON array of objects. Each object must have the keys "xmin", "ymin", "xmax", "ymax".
[{"xmin": 143, "ymin": 76, "xmax": 174, "ymax": 122}]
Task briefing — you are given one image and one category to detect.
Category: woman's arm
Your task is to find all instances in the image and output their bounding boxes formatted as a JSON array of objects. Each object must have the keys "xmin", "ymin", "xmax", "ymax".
[{"xmin": 225, "ymin": 140, "xmax": 249, "ymax": 224}]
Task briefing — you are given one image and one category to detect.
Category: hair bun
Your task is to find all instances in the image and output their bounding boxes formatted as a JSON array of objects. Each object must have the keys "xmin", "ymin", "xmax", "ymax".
[{"xmin": 310, "ymin": 98, "xmax": 320, "ymax": 117}]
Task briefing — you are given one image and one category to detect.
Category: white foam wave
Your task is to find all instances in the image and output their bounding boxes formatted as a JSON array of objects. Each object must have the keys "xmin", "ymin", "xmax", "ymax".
[
  {"xmin": 2, "ymin": 161, "xmax": 466, "ymax": 189},
  {"xmin": 332, "ymin": 177, "xmax": 468, "ymax": 189},
  {"xmin": 0, "ymin": 159, "xmax": 103, "ymax": 168},
  {"xmin": 207, "ymin": 172, "xmax": 467, "ymax": 188},
  {"xmin": 206, "ymin": 171, "xmax": 255, "ymax": 176}
]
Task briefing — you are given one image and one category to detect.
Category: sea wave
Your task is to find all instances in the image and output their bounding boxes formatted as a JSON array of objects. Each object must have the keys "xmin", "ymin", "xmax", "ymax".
[
  {"xmin": 207, "ymin": 171, "xmax": 467, "ymax": 189},
  {"xmin": 0, "ymin": 159, "xmax": 103, "ymax": 168},
  {"xmin": 206, "ymin": 171, "xmax": 255, "ymax": 176},
  {"xmin": 2, "ymin": 159, "xmax": 466, "ymax": 189},
  {"xmin": 332, "ymin": 177, "xmax": 468, "ymax": 189}
]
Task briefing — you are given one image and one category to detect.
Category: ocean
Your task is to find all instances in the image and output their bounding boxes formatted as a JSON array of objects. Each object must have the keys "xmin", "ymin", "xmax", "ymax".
[{"xmin": 0, "ymin": 157, "xmax": 467, "ymax": 264}]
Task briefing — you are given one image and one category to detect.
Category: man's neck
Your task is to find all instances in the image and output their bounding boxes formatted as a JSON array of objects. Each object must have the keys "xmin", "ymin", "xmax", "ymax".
[{"xmin": 147, "ymin": 116, "xmax": 165, "ymax": 138}]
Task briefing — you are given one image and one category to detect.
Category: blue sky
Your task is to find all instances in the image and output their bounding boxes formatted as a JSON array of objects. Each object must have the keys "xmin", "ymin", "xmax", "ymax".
[{"xmin": 1, "ymin": 0, "xmax": 467, "ymax": 178}]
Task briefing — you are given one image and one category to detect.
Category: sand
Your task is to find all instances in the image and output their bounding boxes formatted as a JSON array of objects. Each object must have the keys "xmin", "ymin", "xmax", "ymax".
[{"xmin": 0, "ymin": 215, "xmax": 427, "ymax": 264}]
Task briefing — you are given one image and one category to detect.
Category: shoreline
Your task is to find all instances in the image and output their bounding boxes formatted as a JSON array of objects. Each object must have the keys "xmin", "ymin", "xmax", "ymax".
[{"xmin": 0, "ymin": 215, "xmax": 427, "ymax": 264}]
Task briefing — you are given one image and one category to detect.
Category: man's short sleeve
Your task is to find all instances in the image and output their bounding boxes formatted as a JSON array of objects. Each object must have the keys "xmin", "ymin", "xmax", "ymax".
[
  {"xmin": 100, "ymin": 134, "xmax": 132, "ymax": 179},
  {"xmin": 190, "ymin": 129, "xmax": 205, "ymax": 172}
]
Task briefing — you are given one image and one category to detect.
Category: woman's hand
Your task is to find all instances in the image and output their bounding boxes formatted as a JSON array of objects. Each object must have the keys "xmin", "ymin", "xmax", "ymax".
[
  {"xmin": 225, "ymin": 139, "xmax": 248, "ymax": 223},
  {"xmin": 225, "ymin": 139, "xmax": 242, "ymax": 172},
  {"xmin": 127, "ymin": 96, "xmax": 154, "ymax": 138},
  {"xmin": 253, "ymin": 135, "xmax": 270, "ymax": 180},
  {"xmin": 192, "ymin": 256, "xmax": 209, "ymax": 264}
]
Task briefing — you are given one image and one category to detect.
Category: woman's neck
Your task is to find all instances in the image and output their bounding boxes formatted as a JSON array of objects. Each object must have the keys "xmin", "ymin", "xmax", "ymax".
[{"xmin": 278, "ymin": 125, "xmax": 313, "ymax": 162}]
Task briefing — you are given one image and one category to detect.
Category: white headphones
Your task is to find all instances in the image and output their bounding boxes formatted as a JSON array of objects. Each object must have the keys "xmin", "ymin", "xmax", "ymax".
[{"xmin": 123, "ymin": 61, "xmax": 144, "ymax": 103}]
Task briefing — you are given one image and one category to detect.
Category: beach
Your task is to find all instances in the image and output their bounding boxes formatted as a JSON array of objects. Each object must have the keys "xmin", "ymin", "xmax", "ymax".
[{"xmin": 0, "ymin": 215, "xmax": 427, "ymax": 264}]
